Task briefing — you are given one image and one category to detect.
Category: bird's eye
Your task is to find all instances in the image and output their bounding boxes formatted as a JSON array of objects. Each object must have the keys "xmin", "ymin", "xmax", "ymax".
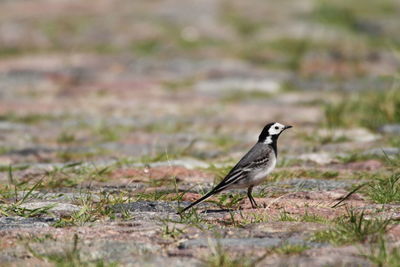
[{"xmin": 275, "ymin": 126, "xmax": 279, "ymax": 130}]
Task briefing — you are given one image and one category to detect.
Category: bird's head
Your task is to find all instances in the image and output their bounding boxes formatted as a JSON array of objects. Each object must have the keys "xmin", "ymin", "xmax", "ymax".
[{"xmin": 258, "ymin": 122, "xmax": 292, "ymax": 144}]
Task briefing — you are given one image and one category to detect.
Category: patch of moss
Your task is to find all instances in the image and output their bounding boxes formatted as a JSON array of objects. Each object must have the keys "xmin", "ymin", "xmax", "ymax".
[
  {"xmin": 311, "ymin": 208, "xmax": 390, "ymax": 245},
  {"xmin": 365, "ymin": 173, "xmax": 400, "ymax": 204},
  {"xmin": 272, "ymin": 243, "xmax": 310, "ymax": 255},
  {"xmin": 312, "ymin": 2, "xmax": 360, "ymax": 32},
  {"xmin": 221, "ymin": 91, "xmax": 273, "ymax": 103},
  {"xmin": 222, "ymin": 5, "xmax": 262, "ymax": 37},
  {"xmin": 324, "ymin": 88, "xmax": 400, "ymax": 130},
  {"xmin": 0, "ymin": 112, "xmax": 61, "ymax": 124},
  {"xmin": 363, "ymin": 237, "xmax": 400, "ymax": 267}
]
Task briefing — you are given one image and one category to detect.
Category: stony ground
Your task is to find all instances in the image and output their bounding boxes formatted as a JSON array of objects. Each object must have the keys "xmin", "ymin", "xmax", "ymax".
[{"xmin": 1, "ymin": 0, "xmax": 400, "ymax": 266}]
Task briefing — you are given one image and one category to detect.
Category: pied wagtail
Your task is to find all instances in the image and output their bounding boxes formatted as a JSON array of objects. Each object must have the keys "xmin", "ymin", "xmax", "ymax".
[{"xmin": 180, "ymin": 122, "xmax": 292, "ymax": 213}]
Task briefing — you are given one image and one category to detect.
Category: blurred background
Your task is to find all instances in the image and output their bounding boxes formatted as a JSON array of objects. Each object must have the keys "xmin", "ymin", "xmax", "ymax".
[
  {"xmin": 2, "ymin": 2, "xmax": 400, "ymax": 265},
  {"xmin": 0, "ymin": 0, "xmax": 399, "ymax": 167}
]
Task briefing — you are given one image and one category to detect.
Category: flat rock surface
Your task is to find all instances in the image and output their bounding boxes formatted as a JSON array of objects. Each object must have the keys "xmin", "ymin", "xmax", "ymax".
[
  {"xmin": 112, "ymin": 201, "xmax": 191, "ymax": 213},
  {"xmin": 0, "ymin": 217, "xmax": 56, "ymax": 230}
]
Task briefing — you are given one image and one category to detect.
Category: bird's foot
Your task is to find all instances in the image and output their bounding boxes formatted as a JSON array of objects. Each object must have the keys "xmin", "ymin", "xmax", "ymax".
[{"xmin": 250, "ymin": 200, "xmax": 258, "ymax": 209}]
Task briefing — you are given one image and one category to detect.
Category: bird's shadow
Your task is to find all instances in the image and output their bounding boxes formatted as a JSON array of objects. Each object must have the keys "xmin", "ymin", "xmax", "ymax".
[
  {"xmin": 177, "ymin": 205, "xmax": 258, "ymax": 215},
  {"xmin": 176, "ymin": 208, "xmax": 234, "ymax": 215},
  {"xmin": 201, "ymin": 208, "xmax": 235, "ymax": 214},
  {"xmin": 200, "ymin": 205, "xmax": 265, "ymax": 213}
]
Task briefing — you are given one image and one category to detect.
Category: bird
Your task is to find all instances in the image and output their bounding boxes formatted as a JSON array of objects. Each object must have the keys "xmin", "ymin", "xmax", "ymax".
[{"xmin": 179, "ymin": 122, "xmax": 292, "ymax": 213}]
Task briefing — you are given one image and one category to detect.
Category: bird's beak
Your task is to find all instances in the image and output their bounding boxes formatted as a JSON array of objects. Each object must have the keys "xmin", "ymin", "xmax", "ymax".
[{"xmin": 284, "ymin": 125, "xmax": 293, "ymax": 130}]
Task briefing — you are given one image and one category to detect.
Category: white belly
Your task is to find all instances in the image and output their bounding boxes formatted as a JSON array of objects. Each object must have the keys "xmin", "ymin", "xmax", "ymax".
[{"xmin": 250, "ymin": 156, "xmax": 276, "ymax": 185}]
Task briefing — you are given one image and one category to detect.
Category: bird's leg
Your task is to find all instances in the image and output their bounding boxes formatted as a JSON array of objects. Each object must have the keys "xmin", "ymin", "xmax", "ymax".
[
  {"xmin": 247, "ymin": 186, "xmax": 258, "ymax": 208},
  {"xmin": 251, "ymin": 197, "xmax": 258, "ymax": 208}
]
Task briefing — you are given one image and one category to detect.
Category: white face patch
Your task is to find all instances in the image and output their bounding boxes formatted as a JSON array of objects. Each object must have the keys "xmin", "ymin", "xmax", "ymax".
[
  {"xmin": 264, "ymin": 136, "xmax": 273, "ymax": 144},
  {"xmin": 268, "ymin": 122, "xmax": 285, "ymax": 135}
]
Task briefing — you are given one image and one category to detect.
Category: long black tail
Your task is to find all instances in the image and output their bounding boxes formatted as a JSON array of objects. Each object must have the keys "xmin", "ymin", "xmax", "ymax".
[{"xmin": 179, "ymin": 188, "xmax": 221, "ymax": 213}]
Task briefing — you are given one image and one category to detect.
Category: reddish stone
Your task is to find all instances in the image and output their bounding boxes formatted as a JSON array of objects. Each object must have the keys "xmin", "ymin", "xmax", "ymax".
[{"xmin": 344, "ymin": 160, "xmax": 384, "ymax": 171}]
